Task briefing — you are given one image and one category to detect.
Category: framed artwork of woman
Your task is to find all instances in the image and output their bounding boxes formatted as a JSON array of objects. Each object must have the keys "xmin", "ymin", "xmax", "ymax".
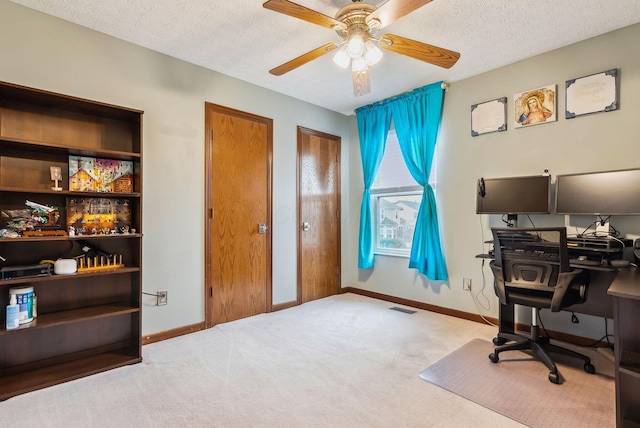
[{"xmin": 514, "ymin": 85, "xmax": 557, "ymax": 128}]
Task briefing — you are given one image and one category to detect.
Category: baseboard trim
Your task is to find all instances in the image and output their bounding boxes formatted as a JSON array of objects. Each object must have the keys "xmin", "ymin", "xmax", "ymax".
[
  {"xmin": 341, "ymin": 287, "xmax": 608, "ymax": 348},
  {"xmin": 142, "ymin": 321, "xmax": 206, "ymax": 345},
  {"xmin": 341, "ymin": 287, "xmax": 499, "ymax": 326},
  {"xmin": 142, "ymin": 300, "xmax": 298, "ymax": 346}
]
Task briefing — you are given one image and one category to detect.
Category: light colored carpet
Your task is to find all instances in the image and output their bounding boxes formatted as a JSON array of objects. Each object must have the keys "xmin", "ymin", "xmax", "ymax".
[
  {"xmin": 0, "ymin": 293, "xmax": 528, "ymax": 428},
  {"xmin": 419, "ymin": 338, "xmax": 615, "ymax": 428}
]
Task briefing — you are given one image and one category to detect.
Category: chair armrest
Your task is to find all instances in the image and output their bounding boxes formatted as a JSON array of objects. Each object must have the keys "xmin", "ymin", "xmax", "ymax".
[
  {"xmin": 550, "ymin": 268, "xmax": 584, "ymax": 312},
  {"xmin": 489, "ymin": 260, "xmax": 508, "ymax": 305}
]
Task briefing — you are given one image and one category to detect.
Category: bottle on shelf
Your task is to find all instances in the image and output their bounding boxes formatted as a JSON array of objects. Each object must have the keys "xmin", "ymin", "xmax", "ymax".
[{"xmin": 6, "ymin": 293, "xmax": 19, "ymax": 330}]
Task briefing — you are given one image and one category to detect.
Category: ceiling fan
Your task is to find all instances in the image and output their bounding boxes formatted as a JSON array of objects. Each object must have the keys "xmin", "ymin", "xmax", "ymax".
[{"xmin": 263, "ymin": 0, "xmax": 460, "ymax": 97}]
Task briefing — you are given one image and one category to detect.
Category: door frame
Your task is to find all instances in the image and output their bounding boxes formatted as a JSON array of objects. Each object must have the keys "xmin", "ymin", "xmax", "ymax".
[
  {"xmin": 204, "ymin": 102, "xmax": 273, "ymax": 328},
  {"xmin": 296, "ymin": 126, "xmax": 341, "ymax": 304}
]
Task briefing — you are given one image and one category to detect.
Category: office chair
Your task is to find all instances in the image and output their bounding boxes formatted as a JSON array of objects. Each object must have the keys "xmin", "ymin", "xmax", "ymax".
[{"xmin": 488, "ymin": 227, "xmax": 595, "ymax": 384}]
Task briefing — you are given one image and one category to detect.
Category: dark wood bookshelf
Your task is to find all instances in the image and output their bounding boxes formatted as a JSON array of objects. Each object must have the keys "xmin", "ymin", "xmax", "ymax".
[{"xmin": 0, "ymin": 80, "xmax": 143, "ymax": 401}]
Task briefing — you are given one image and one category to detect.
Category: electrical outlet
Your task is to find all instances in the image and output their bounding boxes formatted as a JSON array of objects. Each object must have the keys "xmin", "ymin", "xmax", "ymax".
[
  {"xmin": 157, "ymin": 290, "xmax": 168, "ymax": 306},
  {"xmin": 463, "ymin": 278, "xmax": 472, "ymax": 292}
]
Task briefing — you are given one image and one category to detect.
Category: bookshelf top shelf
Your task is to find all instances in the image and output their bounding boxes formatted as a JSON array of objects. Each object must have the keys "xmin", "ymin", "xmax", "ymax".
[
  {"xmin": 0, "ymin": 80, "xmax": 143, "ymax": 119},
  {"xmin": 0, "ymin": 138, "xmax": 141, "ymax": 160}
]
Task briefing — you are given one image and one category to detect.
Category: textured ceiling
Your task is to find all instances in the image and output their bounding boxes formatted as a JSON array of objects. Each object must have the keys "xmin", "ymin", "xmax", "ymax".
[{"xmin": 10, "ymin": 0, "xmax": 640, "ymax": 116}]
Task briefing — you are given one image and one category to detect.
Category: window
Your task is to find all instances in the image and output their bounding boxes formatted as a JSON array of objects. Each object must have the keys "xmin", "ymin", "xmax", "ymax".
[{"xmin": 371, "ymin": 129, "xmax": 436, "ymax": 257}]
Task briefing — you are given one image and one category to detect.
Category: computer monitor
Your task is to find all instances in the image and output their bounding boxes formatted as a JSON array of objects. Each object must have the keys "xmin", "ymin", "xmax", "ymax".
[
  {"xmin": 555, "ymin": 168, "xmax": 640, "ymax": 215},
  {"xmin": 476, "ymin": 175, "xmax": 551, "ymax": 226},
  {"xmin": 555, "ymin": 168, "xmax": 640, "ymax": 235}
]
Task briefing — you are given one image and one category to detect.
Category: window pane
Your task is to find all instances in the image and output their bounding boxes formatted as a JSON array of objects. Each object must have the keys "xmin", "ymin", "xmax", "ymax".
[
  {"xmin": 375, "ymin": 192, "xmax": 422, "ymax": 254},
  {"xmin": 373, "ymin": 129, "xmax": 436, "ymax": 189},
  {"xmin": 372, "ymin": 130, "xmax": 415, "ymax": 189}
]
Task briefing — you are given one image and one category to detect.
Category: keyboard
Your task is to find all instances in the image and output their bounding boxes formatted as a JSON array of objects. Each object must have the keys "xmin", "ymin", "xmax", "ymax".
[
  {"xmin": 569, "ymin": 258, "xmax": 602, "ymax": 266},
  {"xmin": 502, "ymin": 248, "xmax": 559, "ymax": 259}
]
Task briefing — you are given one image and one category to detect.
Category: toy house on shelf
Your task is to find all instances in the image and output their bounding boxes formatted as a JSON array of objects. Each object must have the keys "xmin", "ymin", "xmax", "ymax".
[{"xmin": 68, "ymin": 156, "xmax": 133, "ymax": 193}]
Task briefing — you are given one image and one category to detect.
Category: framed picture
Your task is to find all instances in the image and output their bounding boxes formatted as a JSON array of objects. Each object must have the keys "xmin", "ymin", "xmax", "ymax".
[
  {"xmin": 514, "ymin": 85, "xmax": 557, "ymax": 128},
  {"xmin": 50, "ymin": 166, "xmax": 62, "ymax": 181},
  {"xmin": 69, "ymin": 156, "xmax": 133, "ymax": 193},
  {"xmin": 471, "ymin": 97, "xmax": 507, "ymax": 137},
  {"xmin": 566, "ymin": 69, "xmax": 618, "ymax": 119}
]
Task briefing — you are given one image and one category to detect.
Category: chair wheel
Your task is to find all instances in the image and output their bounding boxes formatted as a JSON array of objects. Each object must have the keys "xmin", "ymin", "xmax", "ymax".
[
  {"xmin": 584, "ymin": 363, "xmax": 595, "ymax": 374},
  {"xmin": 489, "ymin": 352, "xmax": 499, "ymax": 363},
  {"xmin": 548, "ymin": 372, "xmax": 560, "ymax": 384},
  {"xmin": 493, "ymin": 337, "xmax": 507, "ymax": 346}
]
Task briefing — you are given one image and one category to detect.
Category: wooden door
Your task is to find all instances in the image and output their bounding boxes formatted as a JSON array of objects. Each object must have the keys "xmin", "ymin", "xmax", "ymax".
[
  {"xmin": 205, "ymin": 103, "xmax": 272, "ymax": 326},
  {"xmin": 297, "ymin": 127, "xmax": 341, "ymax": 303}
]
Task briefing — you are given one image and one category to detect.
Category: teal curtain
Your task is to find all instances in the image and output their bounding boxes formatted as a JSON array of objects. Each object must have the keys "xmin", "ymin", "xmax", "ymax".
[
  {"xmin": 388, "ymin": 82, "xmax": 448, "ymax": 280},
  {"xmin": 354, "ymin": 102, "xmax": 392, "ymax": 268}
]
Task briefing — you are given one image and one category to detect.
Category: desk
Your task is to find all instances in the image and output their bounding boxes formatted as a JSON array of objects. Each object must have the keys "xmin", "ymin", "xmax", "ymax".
[{"xmin": 607, "ymin": 267, "xmax": 640, "ymax": 427}]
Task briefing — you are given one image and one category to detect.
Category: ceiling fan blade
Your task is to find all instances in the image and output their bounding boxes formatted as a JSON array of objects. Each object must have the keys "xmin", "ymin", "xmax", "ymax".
[
  {"xmin": 352, "ymin": 71, "xmax": 371, "ymax": 97},
  {"xmin": 269, "ymin": 42, "xmax": 340, "ymax": 76},
  {"xmin": 263, "ymin": 0, "xmax": 346, "ymax": 31},
  {"xmin": 379, "ymin": 34, "xmax": 460, "ymax": 69},
  {"xmin": 368, "ymin": 0, "xmax": 434, "ymax": 29}
]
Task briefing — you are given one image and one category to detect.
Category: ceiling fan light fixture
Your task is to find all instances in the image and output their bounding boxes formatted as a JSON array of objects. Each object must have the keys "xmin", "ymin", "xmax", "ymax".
[
  {"xmin": 333, "ymin": 45, "xmax": 351, "ymax": 69},
  {"xmin": 264, "ymin": 0, "xmax": 461, "ymax": 98},
  {"xmin": 364, "ymin": 40, "xmax": 382, "ymax": 66},
  {"xmin": 351, "ymin": 56, "xmax": 367, "ymax": 73},
  {"xmin": 346, "ymin": 34, "xmax": 365, "ymax": 58}
]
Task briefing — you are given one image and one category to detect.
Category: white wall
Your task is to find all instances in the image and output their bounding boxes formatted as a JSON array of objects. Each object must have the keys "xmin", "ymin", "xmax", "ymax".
[
  {"xmin": 348, "ymin": 23, "xmax": 640, "ymax": 339},
  {"xmin": 0, "ymin": 1, "xmax": 352, "ymax": 335}
]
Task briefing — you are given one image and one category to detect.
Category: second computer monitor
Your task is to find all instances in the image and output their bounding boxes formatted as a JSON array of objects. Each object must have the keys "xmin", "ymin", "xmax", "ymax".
[{"xmin": 555, "ymin": 168, "xmax": 640, "ymax": 215}]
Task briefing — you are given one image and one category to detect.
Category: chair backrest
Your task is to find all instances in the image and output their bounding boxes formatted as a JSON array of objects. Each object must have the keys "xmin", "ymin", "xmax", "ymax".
[{"xmin": 490, "ymin": 227, "xmax": 583, "ymax": 311}]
